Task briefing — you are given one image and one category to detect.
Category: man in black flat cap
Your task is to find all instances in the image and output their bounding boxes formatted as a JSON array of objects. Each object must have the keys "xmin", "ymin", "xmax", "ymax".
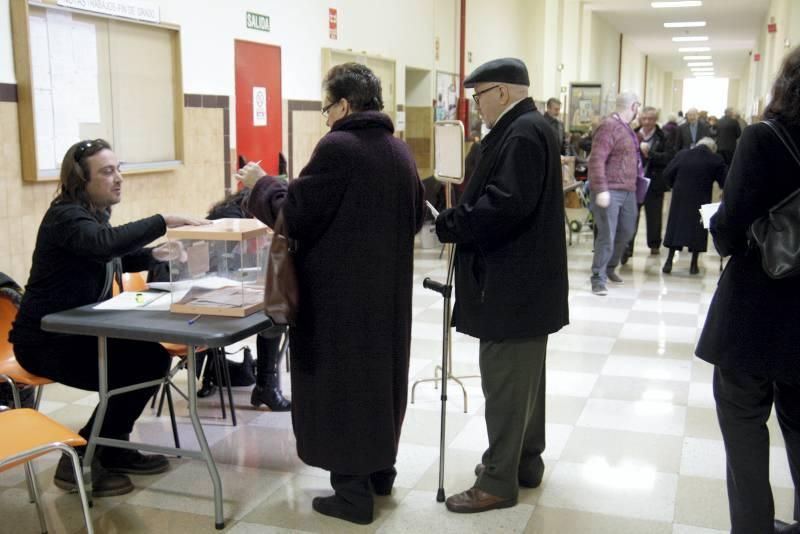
[{"xmin": 434, "ymin": 57, "xmax": 569, "ymax": 513}]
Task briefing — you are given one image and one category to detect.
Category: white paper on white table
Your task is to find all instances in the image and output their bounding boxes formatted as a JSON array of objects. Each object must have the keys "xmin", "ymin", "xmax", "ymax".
[
  {"xmin": 700, "ymin": 202, "xmax": 721, "ymax": 229},
  {"xmin": 93, "ymin": 291, "xmax": 169, "ymax": 311}
]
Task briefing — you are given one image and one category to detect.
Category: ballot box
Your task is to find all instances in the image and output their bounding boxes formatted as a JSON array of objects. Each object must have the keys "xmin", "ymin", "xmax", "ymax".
[{"xmin": 166, "ymin": 218, "xmax": 271, "ymax": 317}]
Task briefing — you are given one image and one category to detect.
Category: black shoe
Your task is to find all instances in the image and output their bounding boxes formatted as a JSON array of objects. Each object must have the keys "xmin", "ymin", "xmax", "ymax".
[
  {"xmin": 250, "ymin": 385, "xmax": 291, "ymax": 411},
  {"xmin": 99, "ymin": 447, "xmax": 170, "ymax": 475},
  {"xmin": 775, "ymin": 519, "xmax": 800, "ymax": 533},
  {"xmin": 689, "ymin": 263, "xmax": 700, "ymax": 275},
  {"xmin": 312, "ymin": 495, "xmax": 373, "ymax": 525},
  {"xmin": 370, "ymin": 467, "xmax": 397, "ymax": 496},
  {"xmin": 197, "ymin": 379, "xmax": 217, "ymax": 398},
  {"xmin": 53, "ymin": 452, "xmax": 134, "ymax": 497},
  {"xmin": 662, "ymin": 260, "xmax": 673, "ymax": 274}
]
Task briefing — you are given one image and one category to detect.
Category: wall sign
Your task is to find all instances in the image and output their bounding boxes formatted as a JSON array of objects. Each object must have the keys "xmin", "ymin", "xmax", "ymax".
[
  {"xmin": 253, "ymin": 86, "xmax": 267, "ymax": 127},
  {"xmin": 329, "ymin": 8, "xmax": 337, "ymax": 40},
  {"xmin": 754, "ymin": 53, "xmax": 761, "ymax": 62},
  {"xmin": 246, "ymin": 11, "xmax": 270, "ymax": 32},
  {"xmin": 57, "ymin": 0, "xmax": 159, "ymax": 23}
]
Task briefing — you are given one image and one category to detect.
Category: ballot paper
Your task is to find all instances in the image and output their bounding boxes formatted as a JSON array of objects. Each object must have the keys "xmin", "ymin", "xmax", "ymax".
[
  {"xmin": 93, "ymin": 291, "xmax": 169, "ymax": 311},
  {"xmin": 700, "ymin": 202, "xmax": 721, "ymax": 229}
]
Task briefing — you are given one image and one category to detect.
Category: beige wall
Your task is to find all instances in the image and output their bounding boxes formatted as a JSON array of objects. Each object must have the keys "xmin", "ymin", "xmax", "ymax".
[{"xmin": 1, "ymin": 103, "xmax": 224, "ymax": 285}]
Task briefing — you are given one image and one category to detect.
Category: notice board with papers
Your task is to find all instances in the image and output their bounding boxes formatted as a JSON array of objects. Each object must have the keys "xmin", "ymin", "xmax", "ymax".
[{"xmin": 11, "ymin": 1, "xmax": 184, "ymax": 181}]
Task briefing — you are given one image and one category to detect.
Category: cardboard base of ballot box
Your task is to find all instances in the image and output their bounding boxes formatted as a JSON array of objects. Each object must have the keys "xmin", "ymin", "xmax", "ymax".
[{"xmin": 170, "ymin": 301, "xmax": 263, "ymax": 318}]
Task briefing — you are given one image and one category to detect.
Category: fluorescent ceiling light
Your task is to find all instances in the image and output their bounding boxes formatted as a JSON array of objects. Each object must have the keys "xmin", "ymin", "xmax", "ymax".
[
  {"xmin": 691, "ymin": 68, "xmax": 715, "ymax": 72},
  {"xmin": 652, "ymin": 1, "xmax": 702, "ymax": 7},
  {"xmin": 683, "ymin": 55, "xmax": 712, "ymax": 60},
  {"xmin": 695, "ymin": 74, "xmax": 715, "ymax": 77},
  {"xmin": 664, "ymin": 21, "xmax": 706, "ymax": 28},
  {"xmin": 688, "ymin": 62, "xmax": 714, "ymax": 66},
  {"xmin": 679, "ymin": 46, "xmax": 711, "ymax": 52},
  {"xmin": 673, "ymin": 36, "xmax": 709, "ymax": 42}
]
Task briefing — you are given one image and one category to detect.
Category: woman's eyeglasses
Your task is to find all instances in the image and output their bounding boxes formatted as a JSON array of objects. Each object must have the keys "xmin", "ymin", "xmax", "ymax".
[{"xmin": 321, "ymin": 101, "xmax": 337, "ymax": 117}]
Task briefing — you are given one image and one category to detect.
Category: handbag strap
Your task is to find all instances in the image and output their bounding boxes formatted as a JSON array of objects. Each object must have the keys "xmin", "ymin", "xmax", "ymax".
[{"xmin": 762, "ymin": 119, "xmax": 800, "ymax": 170}]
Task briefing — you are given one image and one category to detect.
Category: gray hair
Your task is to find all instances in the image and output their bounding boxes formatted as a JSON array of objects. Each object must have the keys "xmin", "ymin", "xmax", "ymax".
[
  {"xmin": 615, "ymin": 92, "xmax": 640, "ymax": 112},
  {"xmin": 695, "ymin": 137, "xmax": 717, "ymax": 152}
]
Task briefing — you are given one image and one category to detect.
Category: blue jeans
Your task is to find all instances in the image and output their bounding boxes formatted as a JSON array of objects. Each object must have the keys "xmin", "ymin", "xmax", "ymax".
[{"xmin": 590, "ymin": 190, "xmax": 637, "ymax": 283}]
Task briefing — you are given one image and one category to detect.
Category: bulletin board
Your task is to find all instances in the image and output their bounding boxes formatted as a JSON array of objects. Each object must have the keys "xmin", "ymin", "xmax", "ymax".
[{"xmin": 11, "ymin": 1, "xmax": 184, "ymax": 181}]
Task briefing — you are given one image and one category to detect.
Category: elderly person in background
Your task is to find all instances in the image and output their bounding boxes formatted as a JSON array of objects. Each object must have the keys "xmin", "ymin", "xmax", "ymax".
[
  {"xmin": 716, "ymin": 107, "xmax": 743, "ymax": 166},
  {"xmin": 588, "ymin": 92, "xmax": 641, "ymax": 295},
  {"xmin": 544, "ymin": 97, "xmax": 569, "ymax": 155},
  {"xmin": 435, "ymin": 57, "xmax": 568, "ymax": 514},
  {"xmin": 9, "ymin": 138, "xmax": 205, "ymax": 497},
  {"xmin": 676, "ymin": 108, "xmax": 711, "ymax": 151},
  {"xmin": 622, "ymin": 106, "xmax": 676, "ymax": 262},
  {"xmin": 238, "ymin": 62, "xmax": 425, "ymax": 525},
  {"xmin": 696, "ymin": 46, "xmax": 800, "ymax": 534},
  {"xmin": 661, "ymin": 137, "xmax": 726, "ymax": 274}
]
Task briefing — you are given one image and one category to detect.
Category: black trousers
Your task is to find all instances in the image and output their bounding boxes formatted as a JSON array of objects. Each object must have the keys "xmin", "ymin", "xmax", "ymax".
[
  {"xmin": 15, "ymin": 336, "xmax": 170, "ymax": 439},
  {"xmin": 625, "ymin": 191, "xmax": 665, "ymax": 255},
  {"xmin": 714, "ymin": 365, "xmax": 800, "ymax": 534}
]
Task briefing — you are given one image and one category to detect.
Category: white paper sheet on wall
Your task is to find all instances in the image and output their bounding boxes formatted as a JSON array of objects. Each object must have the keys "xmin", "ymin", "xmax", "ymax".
[
  {"xmin": 71, "ymin": 21, "xmax": 100, "ymax": 123},
  {"xmin": 29, "ymin": 17, "xmax": 51, "ymax": 90},
  {"xmin": 34, "ymin": 88, "xmax": 56, "ymax": 169}
]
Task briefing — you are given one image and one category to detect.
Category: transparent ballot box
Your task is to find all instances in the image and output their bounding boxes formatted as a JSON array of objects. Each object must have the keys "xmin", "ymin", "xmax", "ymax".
[{"xmin": 166, "ymin": 218, "xmax": 271, "ymax": 317}]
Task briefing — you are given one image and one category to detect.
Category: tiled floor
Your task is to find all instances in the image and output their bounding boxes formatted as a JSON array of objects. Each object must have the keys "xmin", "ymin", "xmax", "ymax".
[{"xmin": 2, "ymin": 219, "xmax": 797, "ymax": 533}]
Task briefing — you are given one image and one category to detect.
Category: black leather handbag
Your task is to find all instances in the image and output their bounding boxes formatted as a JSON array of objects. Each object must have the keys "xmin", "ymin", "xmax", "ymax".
[{"xmin": 748, "ymin": 120, "xmax": 800, "ymax": 279}]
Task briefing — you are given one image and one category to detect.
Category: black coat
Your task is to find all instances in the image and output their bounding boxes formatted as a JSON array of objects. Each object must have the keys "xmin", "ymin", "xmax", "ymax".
[
  {"xmin": 436, "ymin": 98, "xmax": 569, "ymax": 340},
  {"xmin": 663, "ymin": 146, "xmax": 726, "ymax": 252},
  {"xmin": 696, "ymin": 120, "xmax": 800, "ymax": 382},
  {"xmin": 715, "ymin": 116, "xmax": 742, "ymax": 153},
  {"xmin": 10, "ymin": 202, "xmax": 165, "ymax": 346},
  {"xmin": 636, "ymin": 125, "xmax": 675, "ymax": 194},
  {"xmin": 247, "ymin": 112, "xmax": 425, "ymax": 474},
  {"xmin": 676, "ymin": 121, "xmax": 712, "ymax": 151}
]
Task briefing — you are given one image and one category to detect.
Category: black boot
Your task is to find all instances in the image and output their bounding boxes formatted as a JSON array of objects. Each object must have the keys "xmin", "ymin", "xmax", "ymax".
[
  {"xmin": 662, "ymin": 249, "xmax": 675, "ymax": 274},
  {"xmin": 197, "ymin": 351, "xmax": 217, "ymax": 398},
  {"xmin": 690, "ymin": 252, "xmax": 700, "ymax": 275},
  {"xmin": 251, "ymin": 334, "xmax": 291, "ymax": 411}
]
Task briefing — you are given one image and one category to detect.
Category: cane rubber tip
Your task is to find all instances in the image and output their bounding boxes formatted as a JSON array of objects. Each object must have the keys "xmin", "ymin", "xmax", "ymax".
[
  {"xmin": 436, "ymin": 488, "xmax": 445, "ymax": 502},
  {"xmin": 215, "ymin": 522, "xmax": 225, "ymax": 530}
]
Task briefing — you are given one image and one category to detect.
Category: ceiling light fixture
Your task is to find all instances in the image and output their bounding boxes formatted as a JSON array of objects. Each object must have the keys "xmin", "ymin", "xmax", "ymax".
[
  {"xmin": 688, "ymin": 62, "xmax": 714, "ymax": 66},
  {"xmin": 652, "ymin": 1, "xmax": 702, "ymax": 7},
  {"xmin": 691, "ymin": 68, "xmax": 715, "ymax": 72},
  {"xmin": 664, "ymin": 21, "xmax": 706, "ymax": 28},
  {"xmin": 679, "ymin": 46, "xmax": 711, "ymax": 52},
  {"xmin": 683, "ymin": 55, "xmax": 712, "ymax": 60},
  {"xmin": 673, "ymin": 36, "xmax": 709, "ymax": 42}
]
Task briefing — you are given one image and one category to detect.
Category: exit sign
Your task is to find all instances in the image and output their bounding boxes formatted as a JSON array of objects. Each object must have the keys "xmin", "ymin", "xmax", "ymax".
[{"xmin": 246, "ymin": 11, "xmax": 270, "ymax": 32}]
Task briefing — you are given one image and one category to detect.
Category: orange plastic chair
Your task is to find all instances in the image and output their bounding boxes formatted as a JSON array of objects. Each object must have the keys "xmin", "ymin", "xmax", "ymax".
[{"xmin": 0, "ymin": 408, "xmax": 94, "ymax": 534}]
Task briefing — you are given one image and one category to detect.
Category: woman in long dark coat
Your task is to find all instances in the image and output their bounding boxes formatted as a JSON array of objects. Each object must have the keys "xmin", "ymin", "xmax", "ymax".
[
  {"xmin": 662, "ymin": 137, "xmax": 726, "ymax": 274},
  {"xmin": 696, "ymin": 46, "xmax": 800, "ymax": 534},
  {"xmin": 239, "ymin": 63, "xmax": 425, "ymax": 525}
]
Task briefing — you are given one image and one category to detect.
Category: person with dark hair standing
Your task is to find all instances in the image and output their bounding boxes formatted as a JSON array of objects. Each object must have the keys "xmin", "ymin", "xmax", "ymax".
[
  {"xmin": 202, "ymin": 187, "xmax": 290, "ymax": 411},
  {"xmin": 716, "ymin": 107, "xmax": 742, "ymax": 166},
  {"xmin": 237, "ymin": 62, "xmax": 425, "ymax": 525},
  {"xmin": 435, "ymin": 58, "xmax": 568, "ymax": 514},
  {"xmin": 544, "ymin": 97, "xmax": 568, "ymax": 155},
  {"xmin": 9, "ymin": 139, "xmax": 205, "ymax": 497},
  {"xmin": 696, "ymin": 46, "xmax": 800, "ymax": 534}
]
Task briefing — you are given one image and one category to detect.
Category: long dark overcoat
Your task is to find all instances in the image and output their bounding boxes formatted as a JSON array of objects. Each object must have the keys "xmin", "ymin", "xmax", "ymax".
[
  {"xmin": 696, "ymin": 120, "xmax": 800, "ymax": 382},
  {"xmin": 435, "ymin": 98, "xmax": 569, "ymax": 340},
  {"xmin": 247, "ymin": 112, "xmax": 425, "ymax": 474},
  {"xmin": 663, "ymin": 146, "xmax": 726, "ymax": 252}
]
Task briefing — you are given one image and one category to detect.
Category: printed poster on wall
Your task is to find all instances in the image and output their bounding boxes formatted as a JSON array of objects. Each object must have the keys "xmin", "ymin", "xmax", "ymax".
[
  {"xmin": 568, "ymin": 83, "xmax": 602, "ymax": 133},
  {"xmin": 435, "ymin": 72, "xmax": 458, "ymax": 121},
  {"xmin": 329, "ymin": 8, "xmax": 338, "ymax": 40},
  {"xmin": 253, "ymin": 86, "xmax": 267, "ymax": 127}
]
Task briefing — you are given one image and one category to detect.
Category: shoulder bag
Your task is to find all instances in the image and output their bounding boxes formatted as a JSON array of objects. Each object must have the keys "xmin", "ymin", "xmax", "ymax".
[
  {"xmin": 264, "ymin": 210, "xmax": 298, "ymax": 325},
  {"xmin": 748, "ymin": 119, "xmax": 800, "ymax": 279}
]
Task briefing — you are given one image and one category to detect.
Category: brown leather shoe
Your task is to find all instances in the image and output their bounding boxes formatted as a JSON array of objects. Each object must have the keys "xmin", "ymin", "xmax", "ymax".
[{"xmin": 445, "ymin": 487, "xmax": 517, "ymax": 513}]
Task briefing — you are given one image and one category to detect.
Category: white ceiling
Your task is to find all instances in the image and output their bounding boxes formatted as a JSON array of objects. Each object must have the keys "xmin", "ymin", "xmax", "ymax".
[{"xmin": 586, "ymin": 0, "xmax": 771, "ymax": 79}]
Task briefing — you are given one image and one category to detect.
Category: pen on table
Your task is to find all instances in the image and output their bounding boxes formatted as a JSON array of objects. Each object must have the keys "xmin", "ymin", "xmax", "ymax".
[{"xmin": 187, "ymin": 314, "xmax": 202, "ymax": 325}]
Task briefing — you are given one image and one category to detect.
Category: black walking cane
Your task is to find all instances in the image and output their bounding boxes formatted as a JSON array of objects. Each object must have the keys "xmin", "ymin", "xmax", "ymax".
[{"xmin": 422, "ymin": 240, "xmax": 456, "ymax": 502}]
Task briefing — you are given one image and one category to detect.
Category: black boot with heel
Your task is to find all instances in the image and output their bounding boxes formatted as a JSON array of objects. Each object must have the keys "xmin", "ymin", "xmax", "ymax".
[{"xmin": 251, "ymin": 333, "xmax": 291, "ymax": 411}]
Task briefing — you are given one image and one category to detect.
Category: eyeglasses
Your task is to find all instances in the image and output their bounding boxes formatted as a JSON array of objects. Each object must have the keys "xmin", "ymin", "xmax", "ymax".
[
  {"xmin": 321, "ymin": 101, "xmax": 337, "ymax": 117},
  {"xmin": 73, "ymin": 139, "xmax": 101, "ymax": 162},
  {"xmin": 472, "ymin": 85, "xmax": 502, "ymax": 104}
]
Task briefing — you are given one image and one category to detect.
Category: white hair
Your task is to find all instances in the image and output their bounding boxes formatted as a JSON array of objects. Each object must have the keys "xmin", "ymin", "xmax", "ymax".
[
  {"xmin": 615, "ymin": 92, "xmax": 640, "ymax": 112},
  {"xmin": 695, "ymin": 136, "xmax": 717, "ymax": 153}
]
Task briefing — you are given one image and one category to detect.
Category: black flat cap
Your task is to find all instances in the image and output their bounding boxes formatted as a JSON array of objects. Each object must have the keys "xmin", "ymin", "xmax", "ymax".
[{"xmin": 464, "ymin": 58, "xmax": 529, "ymax": 88}]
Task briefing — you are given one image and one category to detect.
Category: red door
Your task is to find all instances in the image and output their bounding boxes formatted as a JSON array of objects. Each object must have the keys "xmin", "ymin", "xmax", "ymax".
[{"xmin": 235, "ymin": 40, "xmax": 282, "ymax": 175}]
